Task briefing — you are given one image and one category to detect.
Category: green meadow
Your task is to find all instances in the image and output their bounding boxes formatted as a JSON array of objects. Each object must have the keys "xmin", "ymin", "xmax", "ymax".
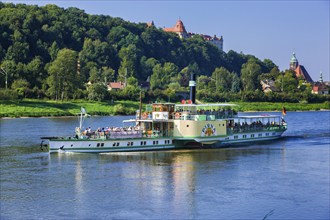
[
  {"xmin": 0, "ymin": 99, "xmax": 329, "ymax": 118},
  {"xmin": 0, "ymin": 99, "xmax": 139, "ymax": 118}
]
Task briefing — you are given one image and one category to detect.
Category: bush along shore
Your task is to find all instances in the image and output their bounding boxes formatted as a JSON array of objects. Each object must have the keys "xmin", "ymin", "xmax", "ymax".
[{"xmin": 0, "ymin": 99, "xmax": 329, "ymax": 118}]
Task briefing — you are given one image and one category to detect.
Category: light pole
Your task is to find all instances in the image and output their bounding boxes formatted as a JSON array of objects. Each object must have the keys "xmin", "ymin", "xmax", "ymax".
[
  {"xmin": 281, "ymin": 72, "xmax": 284, "ymax": 92},
  {"xmin": 0, "ymin": 63, "xmax": 8, "ymax": 89}
]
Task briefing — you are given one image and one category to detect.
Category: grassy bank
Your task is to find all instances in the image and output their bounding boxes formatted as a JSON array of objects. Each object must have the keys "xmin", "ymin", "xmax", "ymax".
[
  {"xmin": 0, "ymin": 99, "xmax": 139, "ymax": 118},
  {"xmin": 0, "ymin": 99, "xmax": 329, "ymax": 118},
  {"xmin": 234, "ymin": 101, "xmax": 330, "ymax": 112}
]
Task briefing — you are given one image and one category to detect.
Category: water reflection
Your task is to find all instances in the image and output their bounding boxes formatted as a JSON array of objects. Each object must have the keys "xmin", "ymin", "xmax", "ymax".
[{"xmin": 49, "ymin": 147, "xmax": 282, "ymax": 218}]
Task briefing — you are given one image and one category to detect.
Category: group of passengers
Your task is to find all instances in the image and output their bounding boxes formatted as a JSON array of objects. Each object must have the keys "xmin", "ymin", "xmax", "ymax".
[
  {"xmin": 174, "ymin": 108, "xmax": 237, "ymax": 119},
  {"xmin": 81, "ymin": 125, "xmax": 141, "ymax": 138},
  {"xmin": 231, "ymin": 120, "xmax": 278, "ymax": 132}
]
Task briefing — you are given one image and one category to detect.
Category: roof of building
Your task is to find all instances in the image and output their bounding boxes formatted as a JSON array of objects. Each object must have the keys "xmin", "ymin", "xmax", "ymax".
[
  {"xmin": 312, "ymin": 82, "xmax": 328, "ymax": 92},
  {"xmin": 146, "ymin": 21, "xmax": 154, "ymax": 27},
  {"xmin": 295, "ymin": 65, "xmax": 313, "ymax": 83},
  {"xmin": 163, "ymin": 19, "xmax": 187, "ymax": 33},
  {"xmin": 108, "ymin": 82, "xmax": 125, "ymax": 89},
  {"xmin": 260, "ymin": 80, "xmax": 279, "ymax": 92}
]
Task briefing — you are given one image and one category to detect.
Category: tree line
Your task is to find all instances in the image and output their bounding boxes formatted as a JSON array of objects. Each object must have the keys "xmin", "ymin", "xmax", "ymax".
[{"xmin": 0, "ymin": 3, "xmax": 328, "ymax": 103}]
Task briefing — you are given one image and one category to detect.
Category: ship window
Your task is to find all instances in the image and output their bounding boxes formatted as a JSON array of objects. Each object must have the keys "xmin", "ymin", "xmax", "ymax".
[
  {"xmin": 127, "ymin": 142, "xmax": 130, "ymax": 146},
  {"xmin": 251, "ymin": 134, "xmax": 254, "ymax": 138},
  {"xmin": 71, "ymin": 144, "xmax": 73, "ymax": 147},
  {"xmin": 101, "ymin": 143, "xmax": 104, "ymax": 147},
  {"xmin": 243, "ymin": 135, "xmax": 247, "ymax": 139},
  {"xmin": 258, "ymin": 134, "xmax": 262, "ymax": 137},
  {"xmin": 97, "ymin": 143, "xmax": 100, "ymax": 147},
  {"xmin": 113, "ymin": 143, "xmax": 116, "ymax": 147},
  {"xmin": 141, "ymin": 141, "xmax": 143, "ymax": 145},
  {"xmin": 272, "ymin": 133, "xmax": 276, "ymax": 136},
  {"xmin": 89, "ymin": 144, "xmax": 91, "ymax": 146},
  {"xmin": 266, "ymin": 133, "xmax": 269, "ymax": 136},
  {"xmin": 144, "ymin": 141, "xmax": 146, "ymax": 145},
  {"xmin": 131, "ymin": 142, "xmax": 133, "ymax": 146},
  {"xmin": 116, "ymin": 142, "xmax": 119, "ymax": 146},
  {"xmin": 234, "ymin": 135, "xmax": 238, "ymax": 139}
]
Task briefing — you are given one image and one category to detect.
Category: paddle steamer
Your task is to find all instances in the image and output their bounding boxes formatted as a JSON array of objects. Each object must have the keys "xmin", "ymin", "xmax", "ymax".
[{"xmin": 41, "ymin": 74, "xmax": 287, "ymax": 153}]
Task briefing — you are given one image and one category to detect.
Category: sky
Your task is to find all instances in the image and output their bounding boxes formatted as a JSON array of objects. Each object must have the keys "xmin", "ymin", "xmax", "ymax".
[{"xmin": 4, "ymin": 0, "xmax": 330, "ymax": 81}]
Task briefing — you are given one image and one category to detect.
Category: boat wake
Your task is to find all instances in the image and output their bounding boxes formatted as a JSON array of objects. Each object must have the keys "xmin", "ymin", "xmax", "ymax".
[{"xmin": 282, "ymin": 132, "xmax": 330, "ymax": 140}]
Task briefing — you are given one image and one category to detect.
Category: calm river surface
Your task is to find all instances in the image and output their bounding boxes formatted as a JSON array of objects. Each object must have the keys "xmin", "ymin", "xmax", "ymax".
[{"xmin": 0, "ymin": 111, "xmax": 329, "ymax": 219}]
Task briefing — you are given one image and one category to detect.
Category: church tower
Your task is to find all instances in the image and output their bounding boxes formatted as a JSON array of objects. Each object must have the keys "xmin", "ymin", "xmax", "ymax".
[
  {"xmin": 319, "ymin": 71, "xmax": 324, "ymax": 83},
  {"xmin": 290, "ymin": 52, "xmax": 299, "ymax": 70}
]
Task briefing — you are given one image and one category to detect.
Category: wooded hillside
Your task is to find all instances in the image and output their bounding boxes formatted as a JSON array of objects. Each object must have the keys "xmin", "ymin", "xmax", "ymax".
[{"xmin": 1, "ymin": 2, "xmax": 327, "ymax": 104}]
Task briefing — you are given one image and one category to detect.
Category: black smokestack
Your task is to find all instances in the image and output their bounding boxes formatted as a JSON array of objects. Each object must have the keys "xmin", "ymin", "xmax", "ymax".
[{"xmin": 189, "ymin": 73, "xmax": 196, "ymax": 104}]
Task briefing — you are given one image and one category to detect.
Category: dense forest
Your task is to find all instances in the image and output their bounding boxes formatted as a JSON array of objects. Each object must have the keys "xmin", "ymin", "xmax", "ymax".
[{"xmin": 0, "ymin": 3, "xmax": 328, "ymax": 103}]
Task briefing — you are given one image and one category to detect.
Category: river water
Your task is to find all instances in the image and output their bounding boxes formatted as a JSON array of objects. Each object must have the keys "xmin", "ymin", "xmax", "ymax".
[{"xmin": 0, "ymin": 111, "xmax": 329, "ymax": 219}]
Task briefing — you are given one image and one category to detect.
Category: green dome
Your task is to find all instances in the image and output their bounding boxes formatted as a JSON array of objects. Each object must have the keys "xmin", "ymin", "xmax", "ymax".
[{"xmin": 290, "ymin": 52, "xmax": 298, "ymax": 63}]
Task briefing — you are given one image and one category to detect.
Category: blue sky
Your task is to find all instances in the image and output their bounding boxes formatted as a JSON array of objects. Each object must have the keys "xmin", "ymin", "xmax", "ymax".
[{"xmin": 5, "ymin": 0, "xmax": 330, "ymax": 81}]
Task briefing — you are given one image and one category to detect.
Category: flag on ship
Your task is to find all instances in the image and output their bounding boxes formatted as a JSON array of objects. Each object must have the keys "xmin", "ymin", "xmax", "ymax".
[
  {"xmin": 282, "ymin": 106, "xmax": 286, "ymax": 116},
  {"xmin": 81, "ymin": 107, "xmax": 87, "ymax": 114}
]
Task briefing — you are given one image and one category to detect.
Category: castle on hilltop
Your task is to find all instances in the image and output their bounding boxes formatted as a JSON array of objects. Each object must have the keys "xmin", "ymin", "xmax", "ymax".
[{"xmin": 161, "ymin": 19, "xmax": 223, "ymax": 51}]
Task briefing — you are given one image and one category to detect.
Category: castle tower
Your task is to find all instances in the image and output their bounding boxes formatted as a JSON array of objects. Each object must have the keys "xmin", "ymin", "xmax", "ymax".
[
  {"xmin": 290, "ymin": 52, "xmax": 299, "ymax": 70},
  {"xmin": 163, "ymin": 19, "xmax": 188, "ymax": 39}
]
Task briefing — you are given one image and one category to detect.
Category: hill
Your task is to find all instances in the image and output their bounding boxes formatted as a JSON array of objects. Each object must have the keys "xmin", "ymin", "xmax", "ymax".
[{"xmin": 0, "ymin": 2, "xmax": 328, "ymax": 104}]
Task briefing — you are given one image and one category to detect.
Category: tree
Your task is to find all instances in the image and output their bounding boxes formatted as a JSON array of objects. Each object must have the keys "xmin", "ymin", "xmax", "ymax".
[
  {"xmin": 87, "ymin": 83, "xmax": 108, "ymax": 101},
  {"xmin": 231, "ymin": 73, "xmax": 241, "ymax": 93},
  {"xmin": 149, "ymin": 62, "xmax": 178, "ymax": 90},
  {"xmin": 25, "ymin": 56, "xmax": 45, "ymax": 88},
  {"xmin": 11, "ymin": 78, "xmax": 30, "ymax": 98},
  {"xmin": 46, "ymin": 48, "xmax": 82, "ymax": 100},
  {"xmin": 89, "ymin": 66, "xmax": 115, "ymax": 84},
  {"xmin": 212, "ymin": 67, "xmax": 233, "ymax": 92},
  {"xmin": 197, "ymin": 75, "xmax": 210, "ymax": 91},
  {"xmin": 150, "ymin": 64, "xmax": 162, "ymax": 90},
  {"xmin": 275, "ymin": 70, "xmax": 298, "ymax": 93},
  {"xmin": 139, "ymin": 56, "xmax": 159, "ymax": 80},
  {"xmin": 118, "ymin": 44, "xmax": 140, "ymax": 81},
  {"xmin": 241, "ymin": 58, "xmax": 262, "ymax": 91}
]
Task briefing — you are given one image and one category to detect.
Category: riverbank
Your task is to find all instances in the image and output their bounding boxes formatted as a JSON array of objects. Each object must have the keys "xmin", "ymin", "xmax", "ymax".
[{"xmin": 0, "ymin": 99, "xmax": 329, "ymax": 118}]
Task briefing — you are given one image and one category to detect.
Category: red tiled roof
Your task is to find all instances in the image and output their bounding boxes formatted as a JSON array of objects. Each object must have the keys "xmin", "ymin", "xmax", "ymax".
[
  {"xmin": 108, "ymin": 82, "xmax": 125, "ymax": 89},
  {"xmin": 295, "ymin": 65, "xmax": 313, "ymax": 83},
  {"xmin": 163, "ymin": 19, "xmax": 187, "ymax": 33}
]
